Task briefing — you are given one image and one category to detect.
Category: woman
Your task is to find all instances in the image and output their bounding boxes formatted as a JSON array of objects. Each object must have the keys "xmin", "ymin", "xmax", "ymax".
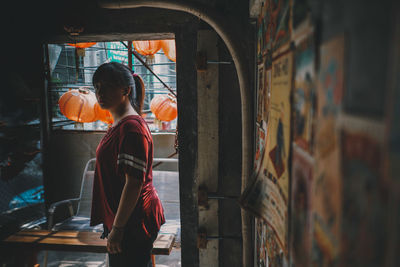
[{"xmin": 90, "ymin": 62, "xmax": 165, "ymax": 267}]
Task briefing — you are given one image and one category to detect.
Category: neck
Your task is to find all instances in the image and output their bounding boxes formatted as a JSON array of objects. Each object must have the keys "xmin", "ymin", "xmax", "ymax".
[{"xmin": 110, "ymin": 101, "xmax": 138, "ymax": 126}]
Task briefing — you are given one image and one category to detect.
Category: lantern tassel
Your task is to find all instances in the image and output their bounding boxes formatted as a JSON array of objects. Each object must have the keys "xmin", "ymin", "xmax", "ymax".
[
  {"xmin": 145, "ymin": 54, "xmax": 155, "ymax": 65},
  {"xmin": 76, "ymin": 47, "xmax": 86, "ymax": 57}
]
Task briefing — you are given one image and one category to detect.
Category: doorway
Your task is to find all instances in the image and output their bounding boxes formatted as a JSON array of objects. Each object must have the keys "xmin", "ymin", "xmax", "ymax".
[{"xmin": 39, "ymin": 39, "xmax": 181, "ymax": 266}]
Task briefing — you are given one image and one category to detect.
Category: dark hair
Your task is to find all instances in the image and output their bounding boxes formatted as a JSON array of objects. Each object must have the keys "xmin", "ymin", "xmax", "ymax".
[{"xmin": 92, "ymin": 62, "xmax": 145, "ymax": 114}]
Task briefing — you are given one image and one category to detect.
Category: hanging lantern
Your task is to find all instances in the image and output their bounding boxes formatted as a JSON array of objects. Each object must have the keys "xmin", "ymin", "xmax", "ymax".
[
  {"xmin": 94, "ymin": 102, "xmax": 114, "ymax": 124},
  {"xmin": 66, "ymin": 42, "xmax": 97, "ymax": 57},
  {"xmin": 132, "ymin": 40, "xmax": 162, "ymax": 64},
  {"xmin": 160, "ymin": 40, "xmax": 176, "ymax": 62},
  {"xmin": 66, "ymin": 42, "xmax": 97, "ymax": 49},
  {"xmin": 150, "ymin": 94, "xmax": 177, "ymax": 122},
  {"xmin": 58, "ymin": 88, "xmax": 97, "ymax": 122}
]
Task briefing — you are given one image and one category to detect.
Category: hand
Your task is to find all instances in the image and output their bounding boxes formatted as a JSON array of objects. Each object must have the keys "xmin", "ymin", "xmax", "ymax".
[{"xmin": 107, "ymin": 226, "xmax": 124, "ymax": 254}]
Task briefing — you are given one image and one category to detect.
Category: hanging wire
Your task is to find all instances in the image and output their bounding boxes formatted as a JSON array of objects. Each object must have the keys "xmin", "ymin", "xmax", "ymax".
[{"xmin": 49, "ymin": 41, "xmax": 177, "ymax": 132}]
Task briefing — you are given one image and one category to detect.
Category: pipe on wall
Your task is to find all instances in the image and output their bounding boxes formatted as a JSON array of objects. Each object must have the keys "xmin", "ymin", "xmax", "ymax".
[{"xmin": 98, "ymin": 1, "xmax": 254, "ymax": 266}]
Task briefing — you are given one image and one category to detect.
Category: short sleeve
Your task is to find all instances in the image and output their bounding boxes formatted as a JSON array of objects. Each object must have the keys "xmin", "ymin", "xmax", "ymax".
[{"xmin": 117, "ymin": 132, "xmax": 148, "ymax": 183}]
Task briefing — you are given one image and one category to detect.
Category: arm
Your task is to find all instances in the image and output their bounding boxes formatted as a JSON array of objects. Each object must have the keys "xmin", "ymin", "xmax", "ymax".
[
  {"xmin": 107, "ymin": 131, "xmax": 149, "ymax": 254},
  {"xmin": 107, "ymin": 174, "xmax": 143, "ymax": 254},
  {"xmin": 114, "ymin": 174, "xmax": 143, "ymax": 228}
]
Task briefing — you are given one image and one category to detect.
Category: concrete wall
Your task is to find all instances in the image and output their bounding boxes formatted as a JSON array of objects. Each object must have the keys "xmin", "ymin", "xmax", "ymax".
[
  {"xmin": 45, "ymin": 131, "xmax": 178, "ymax": 208},
  {"xmin": 152, "ymin": 133, "xmax": 179, "ymax": 172},
  {"xmin": 45, "ymin": 131, "xmax": 103, "ymax": 207}
]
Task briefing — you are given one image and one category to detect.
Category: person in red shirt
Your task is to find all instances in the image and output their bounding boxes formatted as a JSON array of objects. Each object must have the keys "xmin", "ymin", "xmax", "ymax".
[{"xmin": 90, "ymin": 62, "xmax": 165, "ymax": 267}]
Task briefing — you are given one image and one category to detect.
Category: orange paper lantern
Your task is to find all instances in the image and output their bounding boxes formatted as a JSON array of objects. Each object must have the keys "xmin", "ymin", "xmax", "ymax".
[
  {"xmin": 150, "ymin": 94, "xmax": 177, "ymax": 122},
  {"xmin": 160, "ymin": 40, "xmax": 176, "ymax": 62},
  {"xmin": 66, "ymin": 42, "xmax": 97, "ymax": 49},
  {"xmin": 94, "ymin": 102, "xmax": 114, "ymax": 124},
  {"xmin": 133, "ymin": 40, "xmax": 162, "ymax": 57},
  {"xmin": 58, "ymin": 88, "xmax": 97, "ymax": 122}
]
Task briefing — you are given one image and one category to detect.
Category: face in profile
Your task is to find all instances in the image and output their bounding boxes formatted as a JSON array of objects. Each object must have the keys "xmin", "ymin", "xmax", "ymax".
[{"xmin": 94, "ymin": 81, "xmax": 128, "ymax": 110}]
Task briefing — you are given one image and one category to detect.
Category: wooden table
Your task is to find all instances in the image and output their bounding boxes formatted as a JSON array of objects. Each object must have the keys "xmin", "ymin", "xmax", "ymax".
[{"xmin": 1, "ymin": 230, "xmax": 175, "ymax": 266}]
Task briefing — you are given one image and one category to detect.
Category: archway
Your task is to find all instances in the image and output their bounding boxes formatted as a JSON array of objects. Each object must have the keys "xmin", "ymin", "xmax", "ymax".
[{"xmin": 98, "ymin": 2, "xmax": 254, "ymax": 266}]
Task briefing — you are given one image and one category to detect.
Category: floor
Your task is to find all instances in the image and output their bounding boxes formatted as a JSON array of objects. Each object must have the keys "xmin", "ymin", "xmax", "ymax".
[{"xmin": 36, "ymin": 171, "xmax": 181, "ymax": 267}]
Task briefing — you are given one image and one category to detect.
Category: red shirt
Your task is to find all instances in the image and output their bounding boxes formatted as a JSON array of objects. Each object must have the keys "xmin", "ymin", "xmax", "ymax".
[{"xmin": 90, "ymin": 115, "xmax": 165, "ymax": 239}]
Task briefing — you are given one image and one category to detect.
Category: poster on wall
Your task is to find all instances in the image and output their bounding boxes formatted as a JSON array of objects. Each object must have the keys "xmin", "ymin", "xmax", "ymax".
[
  {"xmin": 255, "ymin": 62, "xmax": 272, "ymax": 174},
  {"xmin": 340, "ymin": 129, "xmax": 386, "ymax": 266},
  {"xmin": 257, "ymin": 0, "xmax": 292, "ymax": 60},
  {"xmin": 242, "ymin": 51, "xmax": 293, "ymax": 257},
  {"xmin": 255, "ymin": 217, "xmax": 268, "ymax": 267},
  {"xmin": 254, "ymin": 124, "xmax": 267, "ymax": 173},
  {"xmin": 257, "ymin": 1, "xmax": 271, "ymax": 62},
  {"xmin": 255, "ymin": 216, "xmax": 287, "ymax": 267},
  {"xmin": 265, "ymin": 224, "xmax": 285, "ymax": 266},
  {"xmin": 257, "ymin": 63, "xmax": 266, "ymax": 123},
  {"xmin": 264, "ymin": 51, "xmax": 293, "ymax": 198},
  {"xmin": 255, "ymin": 63, "xmax": 268, "ymax": 173},
  {"xmin": 240, "ymin": 169, "xmax": 288, "ymax": 248},
  {"xmin": 264, "ymin": 51, "xmax": 293, "ymax": 253},
  {"xmin": 270, "ymin": 0, "xmax": 292, "ymax": 57},
  {"xmin": 311, "ymin": 34, "xmax": 345, "ymax": 266},
  {"xmin": 264, "ymin": 68, "xmax": 272, "ymax": 126},
  {"xmin": 290, "ymin": 144, "xmax": 314, "ymax": 267},
  {"xmin": 293, "ymin": 31, "xmax": 316, "ymax": 154}
]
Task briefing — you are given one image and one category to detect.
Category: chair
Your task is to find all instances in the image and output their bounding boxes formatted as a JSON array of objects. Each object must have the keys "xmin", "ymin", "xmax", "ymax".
[{"xmin": 47, "ymin": 158, "xmax": 102, "ymax": 232}]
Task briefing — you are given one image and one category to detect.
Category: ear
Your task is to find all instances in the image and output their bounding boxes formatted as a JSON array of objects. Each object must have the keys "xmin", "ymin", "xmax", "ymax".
[{"xmin": 124, "ymin": 87, "xmax": 131, "ymax": 95}]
